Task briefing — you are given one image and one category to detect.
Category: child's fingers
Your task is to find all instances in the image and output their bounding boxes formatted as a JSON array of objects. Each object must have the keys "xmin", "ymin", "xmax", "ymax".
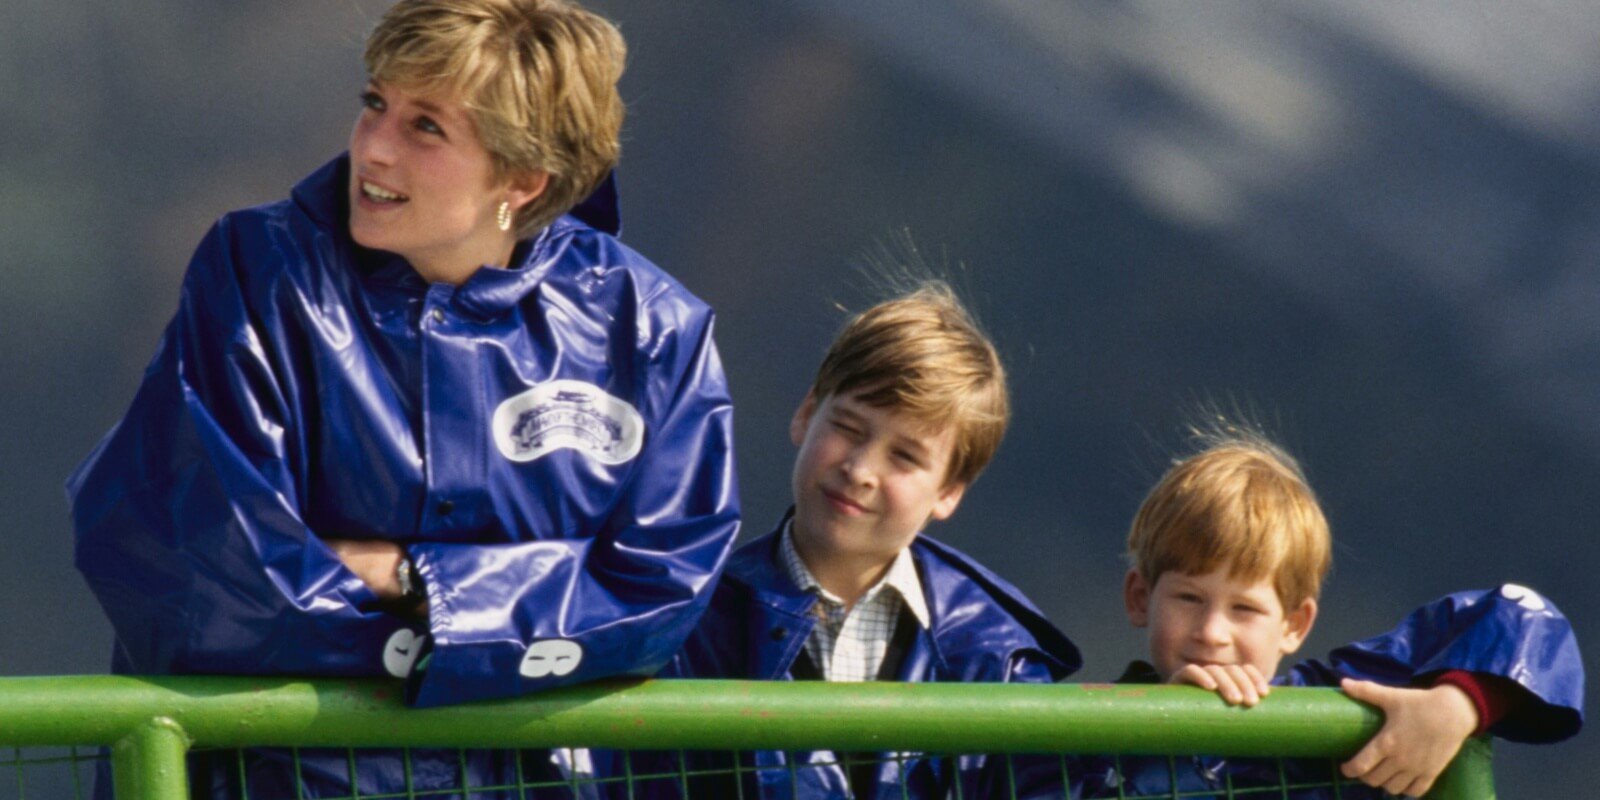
[
  {"xmin": 1209, "ymin": 666, "xmax": 1245, "ymax": 704},
  {"xmin": 1171, "ymin": 664, "xmax": 1218, "ymax": 690},
  {"xmin": 1354, "ymin": 756, "xmax": 1402, "ymax": 792},
  {"xmin": 1242, "ymin": 664, "xmax": 1271, "ymax": 696},
  {"xmin": 1339, "ymin": 739, "xmax": 1385, "ymax": 780},
  {"xmin": 1339, "ymin": 677, "xmax": 1402, "ymax": 710},
  {"xmin": 1378, "ymin": 767, "xmax": 1418, "ymax": 797},
  {"xmin": 1173, "ymin": 664, "xmax": 1266, "ymax": 706},
  {"xmin": 1222, "ymin": 665, "xmax": 1261, "ymax": 706},
  {"xmin": 1205, "ymin": 665, "xmax": 1252, "ymax": 706},
  {"xmin": 1239, "ymin": 665, "xmax": 1264, "ymax": 705},
  {"xmin": 1400, "ymin": 773, "xmax": 1435, "ymax": 799}
]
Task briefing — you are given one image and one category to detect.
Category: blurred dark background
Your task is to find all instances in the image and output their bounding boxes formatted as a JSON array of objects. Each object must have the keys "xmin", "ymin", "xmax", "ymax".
[{"xmin": 2, "ymin": 0, "xmax": 1594, "ymax": 794}]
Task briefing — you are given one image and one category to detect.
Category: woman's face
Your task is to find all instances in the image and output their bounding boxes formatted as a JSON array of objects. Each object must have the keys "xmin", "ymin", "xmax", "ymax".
[{"xmin": 348, "ymin": 80, "xmax": 515, "ymax": 281}]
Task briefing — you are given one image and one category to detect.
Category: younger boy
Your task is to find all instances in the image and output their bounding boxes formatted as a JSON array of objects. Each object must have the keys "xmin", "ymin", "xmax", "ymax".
[
  {"xmin": 655, "ymin": 281, "xmax": 1081, "ymax": 799},
  {"xmin": 1101, "ymin": 432, "xmax": 1583, "ymax": 798}
]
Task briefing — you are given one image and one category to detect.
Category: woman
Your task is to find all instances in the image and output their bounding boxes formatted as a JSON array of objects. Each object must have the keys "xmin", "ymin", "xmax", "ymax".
[{"xmin": 66, "ymin": 0, "xmax": 739, "ymax": 795}]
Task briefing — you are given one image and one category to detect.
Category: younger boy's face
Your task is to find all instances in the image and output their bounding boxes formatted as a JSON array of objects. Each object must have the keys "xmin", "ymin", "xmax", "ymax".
[
  {"xmin": 789, "ymin": 391, "xmax": 967, "ymax": 572},
  {"xmin": 1124, "ymin": 567, "xmax": 1317, "ymax": 682}
]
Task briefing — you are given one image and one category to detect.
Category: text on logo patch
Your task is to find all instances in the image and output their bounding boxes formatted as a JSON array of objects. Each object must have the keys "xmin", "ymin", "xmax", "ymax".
[{"xmin": 492, "ymin": 380, "xmax": 644, "ymax": 464}]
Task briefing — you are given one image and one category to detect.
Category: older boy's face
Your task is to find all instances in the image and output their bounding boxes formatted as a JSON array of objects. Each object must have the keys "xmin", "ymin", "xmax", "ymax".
[
  {"xmin": 789, "ymin": 392, "xmax": 966, "ymax": 572},
  {"xmin": 1124, "ymin": 568, "xmax": 1317, "ymax": 682}
]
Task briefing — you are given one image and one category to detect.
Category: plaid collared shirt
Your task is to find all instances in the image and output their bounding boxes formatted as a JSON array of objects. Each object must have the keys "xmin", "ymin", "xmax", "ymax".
[{"xmin": 779, "ymin": 523, "xmax": 930, "ymax": 682}]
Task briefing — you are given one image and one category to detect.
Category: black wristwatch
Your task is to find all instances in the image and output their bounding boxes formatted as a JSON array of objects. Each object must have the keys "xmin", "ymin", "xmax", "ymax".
[{"xmin": 395, "ymin": 555, "xmax": 425, "ymax": 604}]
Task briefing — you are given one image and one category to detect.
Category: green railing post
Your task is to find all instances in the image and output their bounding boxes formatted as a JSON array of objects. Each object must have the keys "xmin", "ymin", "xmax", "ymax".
[
  {"xmin": 1425, "ymin": 736, "xmax": 1495, "ymax": 800},
  {"xmin": 111, "ymin": 717, "xmax": 190, "ymax": 800}
]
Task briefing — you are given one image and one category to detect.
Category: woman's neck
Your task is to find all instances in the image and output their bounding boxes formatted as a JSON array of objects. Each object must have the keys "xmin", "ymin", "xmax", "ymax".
[{"xmin": 409, "ymin": 239, "xmax": 516, "ymax": 286}]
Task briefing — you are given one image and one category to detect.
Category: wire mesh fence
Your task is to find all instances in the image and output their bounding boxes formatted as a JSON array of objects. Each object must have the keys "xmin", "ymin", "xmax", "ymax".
[
  {"xmin": 0, "ymin": 676, "xmax": 1492, "ymax": 799},
  {"xmin": 0, "ymin": 746, "xmax": 1403, "ymax": 799},
  {"xmin": 1, "ymin": 747, "xmax": 100, "ymax": 800}
]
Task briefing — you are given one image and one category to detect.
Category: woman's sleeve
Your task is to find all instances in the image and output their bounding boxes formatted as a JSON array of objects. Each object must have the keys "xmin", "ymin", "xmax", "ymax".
[
  {"xmin": 67, "ymin": 219, "xmax": 413, "ymax": 677},
  {"xmin": 402, "ymin": 306, "xmax": 740, "ymax": 707},
  {"xmin": 1294, "ymin": 583, "xmax": 1584, "ymax": 743}
]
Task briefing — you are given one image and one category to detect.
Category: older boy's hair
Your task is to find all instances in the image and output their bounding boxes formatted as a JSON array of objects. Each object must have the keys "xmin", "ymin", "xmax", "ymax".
[
  {"xmin": 810, "ymin": 281, "xmax": 1008, "ymax": 487},
  {"xmin": 365, "ymin": 0, "xmax": 626, "ymax": 235},
  {"xmin": 1127, "ymin": 431, "xmax": 1331, "ymax": 607}
]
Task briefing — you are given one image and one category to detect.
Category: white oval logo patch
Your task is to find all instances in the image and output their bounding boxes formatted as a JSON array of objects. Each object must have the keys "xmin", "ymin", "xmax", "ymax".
[
  {"xmin": 492, "ymin": 380, "xmax": 644, "ymax": 465},
  {"xmin": 520, "ymin": 639, "xmax": 583, "ymax": 679},
  {"xmin": 1500, "ymin": 583, "xmax": 1548, "ymax": 611},
  {"xmin": 383, "ymin": 628, "xmax": 425, "ymax": 678}
]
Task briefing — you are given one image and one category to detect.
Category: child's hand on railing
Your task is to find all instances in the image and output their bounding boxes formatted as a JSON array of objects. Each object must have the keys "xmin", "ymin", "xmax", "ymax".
[
  {"xmin": 1339, "ymin": 678, "xmax": 1479, "ymax": 797},
  {"xmin": 1168, "ymin": 663, "xmax": 1272, "ymax": 707}
]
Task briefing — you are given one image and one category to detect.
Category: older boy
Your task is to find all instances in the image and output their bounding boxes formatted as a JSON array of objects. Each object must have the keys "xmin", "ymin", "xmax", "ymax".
[
  {"xmin": 650, "ymin": 282, "xmax": 1081, "ymax": 799},
  {"xmin": 1101, "ymin": 433, "xmax": 1583, "ymax": 798}
]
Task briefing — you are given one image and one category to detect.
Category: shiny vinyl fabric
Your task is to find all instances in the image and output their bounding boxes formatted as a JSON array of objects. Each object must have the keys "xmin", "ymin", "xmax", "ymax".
[
  {"xmin": 629, "ymin": 513, "xmax": 1083, "ymax": 800},
  {"xmin": 66, "ymin": 156, "xmax": 739, "ymax": 796},
  {"xmin": 1084, "ymin": 584, "xmax": 1586, "ymax": 799}
]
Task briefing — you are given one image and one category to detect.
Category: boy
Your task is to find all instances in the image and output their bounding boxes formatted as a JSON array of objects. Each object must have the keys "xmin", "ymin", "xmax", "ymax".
[
  {"xmin": 648, "ymin": 281, "xmax": 1082, "ymax": 799},
  {"xmin": 1099, "ymin": 432, "xmax": 1583, "ymax": 798}
]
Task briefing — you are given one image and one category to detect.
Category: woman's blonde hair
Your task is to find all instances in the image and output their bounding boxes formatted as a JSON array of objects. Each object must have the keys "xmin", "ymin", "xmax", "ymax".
[
  {"xmin": 1127, "ymin": 429, "xmax": 1331, "ymax": 607},
  {"xmin": 365, "ymin": 0, "xmax": 625, "ymax": 235},
  {"xmin": 811, "ymin": 281, "xmax": 1009, "ymax": 488}
]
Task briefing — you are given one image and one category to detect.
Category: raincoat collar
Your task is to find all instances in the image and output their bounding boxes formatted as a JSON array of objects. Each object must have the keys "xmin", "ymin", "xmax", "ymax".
[
  {"xmin": 568, "ymin": 171, "xmax": 621, "ymax": 236},
  {"xmin": 724, "ymin": 510, "xmax": 818, "ymax": 614},
  {"xmin": 725, "ymin": 516, "xmax": 817, "ymax": 681},
  {"xmin": 727, "ymin": 510, "xmax": 1082, "ymax": 682},
  {"xmin": 776, "ymin": 519, "xmax": 931, "ymax": 630},
  {"xmin": 914, "ymin": 533, "xmax": 1083, "ymax": 678},
  {"xmin": 289, "ymin": 154, "xmax": 623, "ymax": 320}
]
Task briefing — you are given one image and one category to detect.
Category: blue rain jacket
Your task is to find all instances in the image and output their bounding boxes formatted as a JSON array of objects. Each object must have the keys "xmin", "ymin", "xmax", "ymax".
[
  {"xmin": 1083, "ymin": 583, "xmax": 1585, "ymax": 799},
  {"xmin": 624, "ymin": 513, "xmax": 1083, "ymax": 800},
  {"xmin": 66, "ymin": 155, "xmax": 740, "ymax": 795}
]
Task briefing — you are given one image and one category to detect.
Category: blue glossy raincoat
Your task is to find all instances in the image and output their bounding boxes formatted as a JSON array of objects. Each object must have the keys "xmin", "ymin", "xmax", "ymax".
[
  {"xmin": 1082, "ymin": 584, "xmax": 1585, "ymax": 799},
  {"xmin": 629, "ymin": 514, "xmax": 1083, "ymax": 800},
  {"xmin": 66, "ymin": 155, "xmax": 740, "ymax": 796}
]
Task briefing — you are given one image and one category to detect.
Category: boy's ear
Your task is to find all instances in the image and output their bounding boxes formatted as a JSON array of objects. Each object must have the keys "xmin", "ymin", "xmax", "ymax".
[
  {"xmin": 790, "ymin": 393, "xmax": 818, "ymax": 446},
  {"xmin": 928, "ymin": 481, "xmax": 967, "ymax": 522},
  {"xmin": 1279, "ymin": 597, "xmax": 1318, "ymax": 655},
  {"xmin": 1123, "ymin": 569, "xmax": 1151, "ymax": 628}
]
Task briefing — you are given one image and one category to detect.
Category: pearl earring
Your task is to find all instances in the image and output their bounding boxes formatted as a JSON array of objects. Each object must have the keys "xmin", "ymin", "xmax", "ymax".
[{"xmin": 496, "ymin": 201, "xmax": 512, "ymax": 232}]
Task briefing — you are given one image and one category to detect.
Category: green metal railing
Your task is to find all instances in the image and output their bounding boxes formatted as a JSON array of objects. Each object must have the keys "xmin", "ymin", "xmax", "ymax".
[{"xmin": 0, "ymin": 676, "xmax": 1493, "ymax": 799}]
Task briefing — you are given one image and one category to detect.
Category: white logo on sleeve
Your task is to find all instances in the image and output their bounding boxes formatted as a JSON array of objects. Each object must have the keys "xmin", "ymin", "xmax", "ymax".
[
  {"xmin": 383, "ymin": 629, "xmax": 425, "ymax": 678},
  {"xmin": 492, "ymin": 380, "xmax": 644, "ymax": 465},
  {"xmin": 1500, "ymin": 583, "xmax": 1548, "ymax": 611},
  {"xmin": 521, "ymin": 639, "xmax": 584, "ymax": 679}
]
